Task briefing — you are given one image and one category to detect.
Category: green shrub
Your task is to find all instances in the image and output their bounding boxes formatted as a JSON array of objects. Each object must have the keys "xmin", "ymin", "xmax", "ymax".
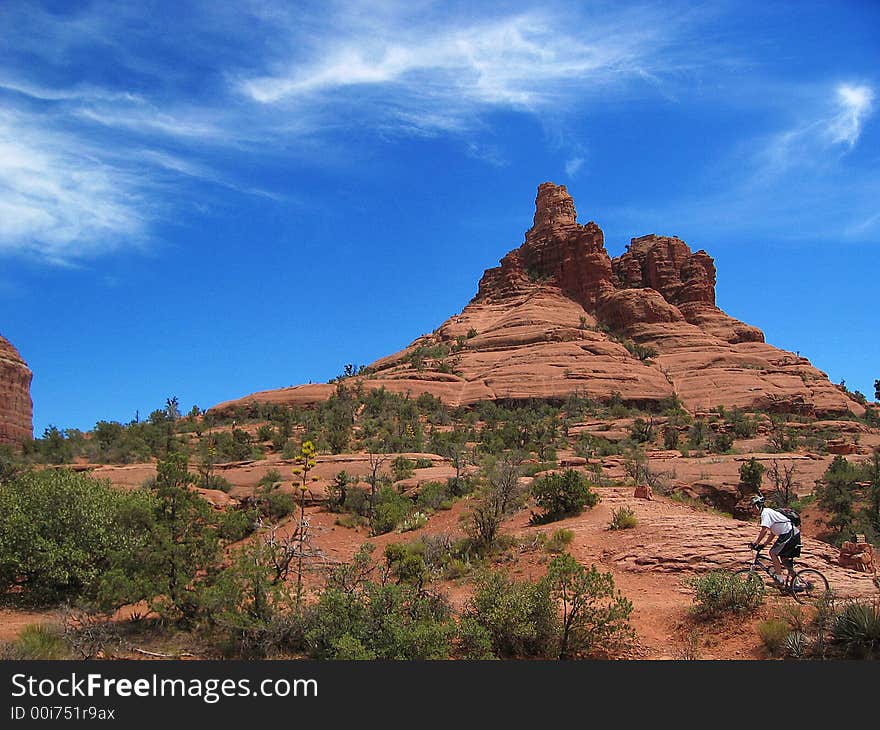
[
  {"xmin": 545, "ymin": 528, "xmax": 575, "ymax": 553},
  {"xmin": 443, "ymin": 558, "xmax": 471, "ymax": 580},
  {"xmin": 832, "ymin": 599, "xmax": 880, "ymax": 659},
  {"xmin": 0, "ymin": 468, "xmax": 157, "ymax": 603},
  {"xmin": 8, "ymin": 624, "xmax": 69, "ymax": 659},
  {"xmin": 739, "ymin": 457, "xmax": 765, "ymax": 495},
  {"xmin": 686, "ymin": 570, "xmax": 764, "ymax": 618},
  {"xmin": 391, "ymin": 456, "xmax": 416, "ymax": 482},
  {"xmin": 218, "ymin": 508, "xmax": 258, "ymax": 541},
  {"xmin": 335, "ymin": 514, "xmax": 366, "ymax": 529},
  {"xmin": 416, "ymin": 481, "xmax": 449, "ymax": 511},
  {"xmin": 203, "ymin": 474, "xmax": 233, "ymax": 492},
  {"xmin": 758, "ymin": 619, "xmax": 792, "ymax": 656},
  {"xmin": 609, "ymin": 506, "xmax": 637, "ymax": 531},
  {"xmin": 547, "ymin": 553, "xmax": 634, "ymax": 658},
  {"xmin": 371, "ymin": 487, "xmax": 411, "ymax": 535},
  {"xmin": 343, "ymin": 486, "xmax": 370, "ymax": 516},
  {"xmin": 303, "ymin": 582, "xmax": 454, "ymax": 659},
  {"xmin": 530, "ymin": 469, "xmax": 600, "ymax": 523},
  {"xmin": 264, "ymin": 490, "xmax": 297, "ymax": 520},
  {"xmin": 710, "ymin": 432, "xmax": 734, "ymax": 454},
  {"xmin": 414, "ymin": 458, "xmax": 433, "ymax": 469},
  {"xmin": 464, "ymin": 569, "xmax": 559, "ymax": 658}
]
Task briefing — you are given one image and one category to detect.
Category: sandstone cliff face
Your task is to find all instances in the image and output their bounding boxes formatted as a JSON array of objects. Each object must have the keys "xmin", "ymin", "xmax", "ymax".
[
  {"xmin": 0, "ymin": 334, "xmax": 33, "ymax": 446},
  {"xmin": 212, "ymin": 183, "xmax": 862, "ymax": 418}
]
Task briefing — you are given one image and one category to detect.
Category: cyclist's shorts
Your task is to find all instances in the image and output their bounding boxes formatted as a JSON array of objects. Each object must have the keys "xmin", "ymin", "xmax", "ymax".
[{"xmin": 771, "ymin": 529, "xmax": 801, "ymax": 560}]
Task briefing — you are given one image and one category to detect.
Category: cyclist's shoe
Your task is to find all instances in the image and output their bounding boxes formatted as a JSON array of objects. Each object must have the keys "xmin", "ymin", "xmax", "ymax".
[
  {"xmin": 770, "ymin": 572, "xmax": 785, "ymax": 585},
  {"xmin": 791, "ymin": 581, "xmax": 810, "ymax": 592}
]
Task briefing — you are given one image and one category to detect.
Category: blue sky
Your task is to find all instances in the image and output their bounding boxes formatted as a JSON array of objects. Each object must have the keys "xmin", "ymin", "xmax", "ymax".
[{"xmin": 1, "ymin": 0, "xmax": 877, "ymax": 435}]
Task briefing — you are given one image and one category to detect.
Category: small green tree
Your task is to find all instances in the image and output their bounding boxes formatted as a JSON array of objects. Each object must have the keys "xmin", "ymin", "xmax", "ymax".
[
  {"xmin": 738, "ymin": 457, "xmax": 765, "ymax": 495},
  {"xmin": 547, "ymin": 553, "xmax": 634, "ymax": 659},
  {"xmin": 100, "ymin": 453, "xmax": 219, "ymax": 622},
  {"xmin": 816, "ymin": 455, "xmax": 858, "ymax": 542},
  {"xmin": 531, "ymin": 469, "xmax": 599, "ymax": 523}
]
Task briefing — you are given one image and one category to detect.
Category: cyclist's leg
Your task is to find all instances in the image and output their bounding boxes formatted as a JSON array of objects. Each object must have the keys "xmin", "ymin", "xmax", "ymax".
[{"xmin": 769, "ymin": 533, "xmax": 792, "ymax": 579}]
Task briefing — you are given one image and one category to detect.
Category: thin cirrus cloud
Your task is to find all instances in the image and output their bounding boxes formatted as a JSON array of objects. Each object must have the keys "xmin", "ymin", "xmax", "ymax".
[
  {"xmin": 0, "ymin": 2, "xmax": 695, "ymax": 264},
  {"xmin": 0, "ymin": 110, "xmax": 148, "ymax": 264},
  {"xmin": 756, "ymin": 82, "xmax": 875, "ymax": 180},
  {"xmin": 826, "ymin": 83, "xmax": 874, "ymax": 147},
  {"xmin": 0, "ymin": 1, "xmax": 876, "ymax": 264},
  {"xmin": 239, "ymin": 9, "xmax": 685, "ymax": 129}
]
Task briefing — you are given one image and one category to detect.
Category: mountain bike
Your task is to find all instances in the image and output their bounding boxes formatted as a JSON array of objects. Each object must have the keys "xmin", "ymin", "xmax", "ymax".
[{"xmin": 733, "ymin": 544, "xmax": 831, "ymax": 607}]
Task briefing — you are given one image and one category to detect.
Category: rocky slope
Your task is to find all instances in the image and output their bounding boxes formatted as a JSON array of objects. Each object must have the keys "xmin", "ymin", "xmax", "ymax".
[
  {"xmin": 212, "ymin": 183, "xmax": 861, "ymax": 417},
  {"xmin": 0, "ymin": 334, "xmax": 33, "ymax": 445}
]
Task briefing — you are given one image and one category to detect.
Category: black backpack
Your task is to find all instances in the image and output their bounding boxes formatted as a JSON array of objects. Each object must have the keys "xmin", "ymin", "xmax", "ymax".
[{"xmin": 778, "ymin": 507, "xmax": 801, "ymax": 527}]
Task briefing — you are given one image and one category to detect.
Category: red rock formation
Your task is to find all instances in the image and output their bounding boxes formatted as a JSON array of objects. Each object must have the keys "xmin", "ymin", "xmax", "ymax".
[
  {"xmin": 211, "ymin": 183, "xmax": 864, "ymax": 418},
  {"xmin": 0, "ymin": 334, "xmax": 33, "ymax": 446}
]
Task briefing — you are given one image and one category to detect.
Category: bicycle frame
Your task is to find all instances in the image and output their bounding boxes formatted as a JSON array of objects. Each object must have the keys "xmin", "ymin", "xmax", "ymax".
[{"xmin": 744, "ymin": 548, "xmax": 796, "ymax": 588}]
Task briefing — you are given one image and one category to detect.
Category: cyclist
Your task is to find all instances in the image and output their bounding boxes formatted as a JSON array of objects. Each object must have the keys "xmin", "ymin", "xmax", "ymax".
[{"xmin": 749, "ymin": 494, "xmax": 801, "ymax": 584}]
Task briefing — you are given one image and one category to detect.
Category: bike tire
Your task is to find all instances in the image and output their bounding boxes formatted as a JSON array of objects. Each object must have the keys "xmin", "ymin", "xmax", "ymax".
[
  {"xmin": 732, "ymin": 568, "xmax": 767, "ymax": 597},
  {"xmin": 791, "ymin": 568, "xmax": 831, "ymax": 607}
]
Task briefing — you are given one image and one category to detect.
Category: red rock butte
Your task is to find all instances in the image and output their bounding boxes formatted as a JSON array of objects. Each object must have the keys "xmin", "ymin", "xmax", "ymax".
[
  {"xmin": 212, "ymin": 182, "xmax": 862, "ymax": 418},
  {"xmin": 0, "ymin": 334, "xmax": 33, "ymax": 446}
]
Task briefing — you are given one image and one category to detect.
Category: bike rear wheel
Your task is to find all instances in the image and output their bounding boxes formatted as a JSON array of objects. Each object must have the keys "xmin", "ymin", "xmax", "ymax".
[{"xmin": 790, "ymin": 568, "xmax": 831, "ymax": 606}]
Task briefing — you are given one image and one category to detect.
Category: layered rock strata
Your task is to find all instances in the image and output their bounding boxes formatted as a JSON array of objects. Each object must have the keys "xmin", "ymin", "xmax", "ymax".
[{"xmin": 0, "ymin": 334, "xmax": 33, "ymax": 445}]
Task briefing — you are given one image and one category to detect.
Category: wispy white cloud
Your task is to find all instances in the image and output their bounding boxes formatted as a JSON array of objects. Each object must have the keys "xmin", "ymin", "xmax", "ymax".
[
  {"xmin": 238, "ymin": 5, "xmax": 695, "ymax": 132},
  {"xmin": 565, "ymin": 156, "xmax": 585, "ymax": 178},
  {"xmin": 750, "ymin": 81, "xmax": 875, "ymax": 183},
  {"xmin": 0, "ymin": 111, "xmax": 148, "ymax": 264},
  {"xmin": 825, "ymin": 83, "xmax": 874, "ymax": 147}
]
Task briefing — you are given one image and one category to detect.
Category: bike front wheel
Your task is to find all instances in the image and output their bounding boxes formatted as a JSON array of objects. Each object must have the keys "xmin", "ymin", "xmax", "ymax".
[
  {"xmin": 732, "ymin": 567, "xmax": 767, "ymax": 597},
  {"xmin": 790, "ymin": 568, "xmax": 831, "ymax": 607}
]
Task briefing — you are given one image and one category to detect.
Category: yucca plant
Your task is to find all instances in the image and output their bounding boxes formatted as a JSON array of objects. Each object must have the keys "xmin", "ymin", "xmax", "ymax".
[
  {"xmin": 832, "ymin": 599, "xmax": 880, "ymax": 659},
  {"xmin": 12, "ymin": 624, "xmax": 69, "ymax": 659},
  {"xmin": 785, "ymin": 631, "xmax": 808, "ymax": 659}
]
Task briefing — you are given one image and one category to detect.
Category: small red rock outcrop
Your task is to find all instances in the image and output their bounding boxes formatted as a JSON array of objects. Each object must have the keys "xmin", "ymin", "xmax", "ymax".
[
  {"xmin": 211, "ymin": 183, "xmax": 863, "ymax": 418},
  {"xmin": 0, "ymin": 334, "xmax": 33, "ymax": 446}
]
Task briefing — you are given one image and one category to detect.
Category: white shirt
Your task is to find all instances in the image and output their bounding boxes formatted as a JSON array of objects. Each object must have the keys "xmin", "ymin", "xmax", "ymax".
[{"xmin": 760, "ymin": 507, "xmax": 793, "ymax": 536}]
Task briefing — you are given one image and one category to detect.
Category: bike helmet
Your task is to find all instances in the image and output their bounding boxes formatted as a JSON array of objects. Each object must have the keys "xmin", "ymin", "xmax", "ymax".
[{"xmin": 750, "ymin": 495, "xmax": 765, "ymax": 509}]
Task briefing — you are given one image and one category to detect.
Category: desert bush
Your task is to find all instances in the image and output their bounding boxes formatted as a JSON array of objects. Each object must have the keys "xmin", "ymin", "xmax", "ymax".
[
  {"xmin": 663, "ymin": 425, "xmax": 680, "ymax": 450},
  {"xmin": 335, "ymin": 514, "xmax": 366, "ymax": 529},
  {"xmin": 545, "ymin": 528, "xmax": 575, "ymax": 553},
  {"xmin": 609, "ymin": 506, "xmax": 637, "ymax": 531},
  {"xmin": 5, "ymin": 624, "xmax": 69, "ymax": 660},
  {"xmin": 831, "ymin": 599, "xmax": 880, "ymax": 659},
  {"xmin": 709, "ymin": 432, "xmax": 734, "ymax": 454},
  {"xmin": 414, "ymin": 457, "xmax": 433, "ymax": 469},
  {"xmin": 454, "ymin": 616, "xmax": 495, "ymax": 659},
  {"xmin": 264, "ymin": 490, "xmax": 297, "ymax": 520},
  {"xmin": 464, "ymin": 569, "xmax": 558, "ymax": 658},
  {"xmin": 218, "ymin": 508, "xmax": 258, "ymax": 541},
  {"xmin": 343, "ymin": 486, "xmax": 371, "ymax": 517},
  {"xmin": 0, "ymin": 468, "xmax": 158, "ymax": 603},
  {"xmin": 530, "ymin": 469, "xmax": 599, "ymax": 523},
  {"xmin": 415, "ymin": 481, "xmax": 449, "ymax": 511},
  {"xmin": 391, "ymin": 456, "xmax": 416, "ymax": 482},
  {"xmin": 371, "ymin": 487, "xmax": 411, "ymax": 535},
  {"xmin": 738, "ymin": 457, "xmax": 765, "ymax": 495},
  {"xmin": 758, "ymin": 619, "xmax": 792, "ymax": 656},
  {"xmin": 303, "ymin": 582, "xmax": 454, "ymax": 660},
  {"xmin": 547, "ymin": 553, "xmax": 634, "ymax": 658},
  {"xmin": 686, "ymin": 570, "xmax": 764, "ymax": 619}
]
